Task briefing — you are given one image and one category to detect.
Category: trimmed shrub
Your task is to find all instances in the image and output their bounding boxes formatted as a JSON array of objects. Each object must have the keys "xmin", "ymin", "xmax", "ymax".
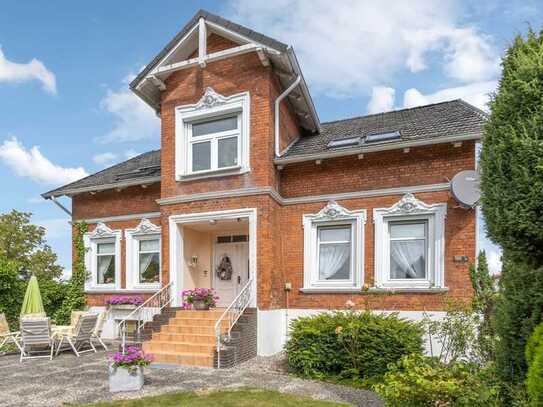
[
  {"xmin": 494, "ymin": 254, "xmax": 543, "ymax": 383},
  {"xmin": 375, "ymin": 354, "xmax": 499, "ymax": 407},
  {"xmin": 480, "ymin": 28, "xmax": 543, "ymax": 261},
  {"xmin": 526, "ymin": 323, "xmax": 543, "ymax": 405},
  {"xmin": 285, "ymin": 311, "xmax": 423, "ymax": 380}
]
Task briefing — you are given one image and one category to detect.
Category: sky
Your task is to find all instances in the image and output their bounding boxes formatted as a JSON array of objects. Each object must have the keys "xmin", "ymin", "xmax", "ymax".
[{"xmin": 1, "ymin": 0, "xmax": 541, "ymax": 278}]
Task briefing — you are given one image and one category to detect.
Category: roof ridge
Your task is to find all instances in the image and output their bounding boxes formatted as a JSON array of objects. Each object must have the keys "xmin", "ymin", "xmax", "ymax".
[
  {"xmin": 42, "ymin": 149, "xmax": 160, "ymax": 197},
  {"xmin": 321, "ymin": 99, "xmax": 463, "ymax": 126}
]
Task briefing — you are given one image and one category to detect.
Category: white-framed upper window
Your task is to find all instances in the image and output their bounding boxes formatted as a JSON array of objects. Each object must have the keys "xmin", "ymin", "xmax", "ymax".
[
  {"xmin": 125, "ymin": 219, "xmax": 162, "ymax": 290},
  {"xmin": 84, "ymin": 222, "xmax": 122, "ymax": 291},
  {"xmin": 373, "ymin": 193, "xmax": 447, "ymax": 290},
  {"xmin": 189, "ymin": 114, "xmax": 241, "ymax": 173},
  {"xmin": 302, "ymin": 201, "xmax": 366, "ymax": 292},
  {"xmin": 175, "ymin": 87, "xmax": 250, "ymax": 179}
]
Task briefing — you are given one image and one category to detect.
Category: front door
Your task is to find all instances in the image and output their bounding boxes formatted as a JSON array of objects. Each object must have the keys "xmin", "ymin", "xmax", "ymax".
[{"xmin": 213, "ymin": 239, "xmax": 249, "ymax": 307}]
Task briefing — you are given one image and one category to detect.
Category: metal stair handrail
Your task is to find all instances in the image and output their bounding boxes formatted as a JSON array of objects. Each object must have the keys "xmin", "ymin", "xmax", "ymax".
[
  {"xmin": 118, "ymin": 282, "xmax": 173, "ymax": 353},
  {"xmin": 214, "ymin": 278, "xmax": 253, "ymax": 368}
]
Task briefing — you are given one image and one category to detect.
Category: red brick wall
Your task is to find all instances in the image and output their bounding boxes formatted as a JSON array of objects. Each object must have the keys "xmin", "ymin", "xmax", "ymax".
[
  {"xmin": 72, "ymin": 33, "xmax": 477, "ymax": 312},
  {"xmin": 160, "ymin": 35, "xmax": 278, "ymax": 198},
  {"xmin": 72, "ymin": 184, "xmax": 160, "ymax": 220},
  {"xmin": 279, "ymin": 142, "xmax": 475, "ymax": 198},
  {"xmin": 279, "ymin": 191, "xmax": 475, "ymax": 311}
]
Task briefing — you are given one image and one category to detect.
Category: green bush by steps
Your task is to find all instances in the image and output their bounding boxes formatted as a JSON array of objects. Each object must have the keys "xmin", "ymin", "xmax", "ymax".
[
  {"xmin": 375, "ymin": 354, "xmax": 500, "ymax": 407},
  {"xmin": 285, "ymin": 311, "xmax": 423, "ymax": 381}
]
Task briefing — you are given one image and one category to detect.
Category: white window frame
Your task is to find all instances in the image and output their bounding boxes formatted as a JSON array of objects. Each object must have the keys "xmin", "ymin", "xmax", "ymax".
[
  {"xmin": 125, "ymin": 219, "xmax": 162, "ymax": 290},
  {"xmin": 84, "ymin": 222, "xmax": 122, "ymax": 291},
  {"xmin": 175, "ymin": 87, "xmax": 250, "ymax": 180},
  {"xmin": 373, "ymin": 193, "xmax": 447, "ymax": 290},
  {"xmin": 302, "ymin": 201, "xmax": 366, "ymax": 292}
]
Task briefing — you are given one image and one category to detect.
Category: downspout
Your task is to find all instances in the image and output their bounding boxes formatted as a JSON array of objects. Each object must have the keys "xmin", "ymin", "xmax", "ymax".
[
  {"xmin": 274, "ymin": 75, "xmax": 301, "ymax": 157},
  {"xmin": 48, "ymin": 196, "xmax": 72, "ymax": 217}
]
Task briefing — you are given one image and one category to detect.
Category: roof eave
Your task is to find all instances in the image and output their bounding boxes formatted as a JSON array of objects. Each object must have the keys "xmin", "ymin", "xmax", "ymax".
[
  {"xmin": 274, "ymin": 132, "xmax": 481, "ymax": 166},
  {"xmin": 41, "ymin": 176, "xmax": 161, "ymax": 199}
]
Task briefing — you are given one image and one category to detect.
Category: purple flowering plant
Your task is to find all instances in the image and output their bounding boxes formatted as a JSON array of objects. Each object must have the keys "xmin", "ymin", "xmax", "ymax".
[
  {"xmin": 181, "ymin": 288, "xmax": 219, "ymax": 308},
  {"xmin": 106, "ymin": 295, "xmax": 144, "ymax": 306},
  {"xmin": 109, "ymin": 346, "xmax": 153, "ymax": 372}
]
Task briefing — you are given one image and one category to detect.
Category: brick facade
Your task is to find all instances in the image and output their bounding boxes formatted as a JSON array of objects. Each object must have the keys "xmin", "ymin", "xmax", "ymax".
[{"xmin": 73, "ymin": 32, "xmax": 477, "ymax": 313}]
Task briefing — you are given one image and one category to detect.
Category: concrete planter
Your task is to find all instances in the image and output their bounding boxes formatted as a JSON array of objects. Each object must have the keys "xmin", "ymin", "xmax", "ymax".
[
  {"xmin": 108, "ymin": 365, "xmax": 144, "ymax": 393},
  {"xmin": 193, "ymin": 299, "xmax": 210, "ymax": 310},
  {"xmin": 109, "ymin": 304, "xmax": 138, "ymax": 311}
]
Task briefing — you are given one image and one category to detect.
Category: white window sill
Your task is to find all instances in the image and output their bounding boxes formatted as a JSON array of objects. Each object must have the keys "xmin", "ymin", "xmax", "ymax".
[
  {"xmin": 176, "ymin": 166, "xmax": 249, "ymax": 182},
  {"xmin": 300, "ymin": 287, "xmax": 362, "ymax": 294},
  {"xmin": 84, "ymin": 288, "xmax": 160, "ymax": 294},
  {"xmin": 367, "ymin": 287, "xmax": 449, "ymax": 294}
]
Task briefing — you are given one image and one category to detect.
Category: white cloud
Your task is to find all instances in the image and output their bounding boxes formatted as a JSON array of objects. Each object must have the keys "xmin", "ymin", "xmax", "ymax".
[
  {"xmin": 0, "ymin": 47, "xmax": 56, "ymax": 94},
  {"xmin": 92, "ymin": 152, "xmax": 117, "ymax": 165},
  {"xmin": 92, "ymin": 149, "xmax": 140, "ymax": 167},
  {"xmin": 227, "ymin": 0, "xmax": 498, "ymax": 97},
  {"xmin": 486, "ymin": 250, "xmax": 503, "ymax": 275},
  {"xmin": 367, "ymin": 86, "xmax": 395, "ymax": 114},
  {"xmin": 403, "ymin": 80, "xmax": 497, "ymax": 111},
  {"xmin": 35, "ymin": 218, "xmax": 71, "ymax": 240},
  {"xmin": 0, "ymin": 136, "xmax": 88, "ymax": 185},
  {"xmin": 97, "ymin": 73, "xmax": 159, "ymax": 143}
]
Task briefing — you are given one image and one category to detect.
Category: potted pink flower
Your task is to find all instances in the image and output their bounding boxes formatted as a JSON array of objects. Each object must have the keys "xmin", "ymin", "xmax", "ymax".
[
  {"xmin": 182, "ymin": 288, "xmax": 218, "ymax": 310},
  {"xmin": 108, "ymin": 346, "xmax": 153, "ymax": 392}
]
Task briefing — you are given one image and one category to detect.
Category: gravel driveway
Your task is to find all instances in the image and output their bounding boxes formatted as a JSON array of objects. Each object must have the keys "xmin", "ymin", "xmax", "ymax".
[{"xmin": 0, "ymin": 350, "xmax": 382, "ymax": 406}]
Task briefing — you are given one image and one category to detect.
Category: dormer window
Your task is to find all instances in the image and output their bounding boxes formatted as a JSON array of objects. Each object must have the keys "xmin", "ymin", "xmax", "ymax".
[{"xmin": 175, "ymin": 87, "xmax": 250, "ymax": 180}]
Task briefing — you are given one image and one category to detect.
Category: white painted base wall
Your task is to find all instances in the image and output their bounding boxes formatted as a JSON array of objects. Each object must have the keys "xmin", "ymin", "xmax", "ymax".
[{"xmin": 257, "ymin": 308, "xmax": 447, "ymax": 356}]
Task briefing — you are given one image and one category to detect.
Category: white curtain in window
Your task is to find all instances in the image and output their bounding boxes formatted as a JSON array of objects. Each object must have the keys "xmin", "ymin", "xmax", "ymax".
[
  {"xmin": 98, "ymin": 256, "xmax": 113, "ymax": 282},
  {"xmin": 139, "ymin": 253, "xmax": 155, "ymax": 275},
  {"xmin": 390, "ymin": 241, "xmax": 424, "ymax": 278},
  {"xmin": 319, "ymin": 244, "xmax": 350, "ymax": 279}
]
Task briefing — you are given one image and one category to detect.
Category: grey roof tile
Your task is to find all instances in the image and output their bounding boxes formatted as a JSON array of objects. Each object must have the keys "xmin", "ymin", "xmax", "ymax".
[
  {"xmin": 42, "ymin": 100, "xmax": 485, "ymax": 198},
  {"xmin": 42, "ymin": 150, "xmax": 160, "ymax": 198},
  {"xmin": 130, "ymin": 9, "xmax": 288, "ymax": 90},
  {"xmin": 284, "ymin": 99, "xmax": 486, "ymax": 158}
]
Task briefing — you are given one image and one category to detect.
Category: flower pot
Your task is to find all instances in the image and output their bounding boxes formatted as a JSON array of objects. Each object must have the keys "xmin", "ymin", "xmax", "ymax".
[
  {"xmin": 192, "ymin": 299, "xmax": 210, "ymax": 310},
  {"xmin": 108, "ymin": 365, "xmax": 144, "ymax": 392}
]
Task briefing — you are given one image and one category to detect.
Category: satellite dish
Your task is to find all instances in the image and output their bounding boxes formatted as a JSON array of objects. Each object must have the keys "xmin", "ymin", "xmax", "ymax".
[{"xmin": 451, "ymin": 170, "xmax": 481, "ymax": 208}]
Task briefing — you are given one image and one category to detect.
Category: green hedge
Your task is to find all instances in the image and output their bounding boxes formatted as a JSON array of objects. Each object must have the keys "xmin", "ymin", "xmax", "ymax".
[{"xmin": 285, "ymin": 311, "xmax": 423, "ymax": 380}]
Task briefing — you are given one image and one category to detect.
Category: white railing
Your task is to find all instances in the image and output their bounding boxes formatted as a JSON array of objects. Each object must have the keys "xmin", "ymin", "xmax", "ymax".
[
  {"xmin": 215, "ymin": 278, "xmax": 253, "ymax": 368},
  {"xmin": 118, "ymin": 282, "xmax": 173, "ymax": 353}
]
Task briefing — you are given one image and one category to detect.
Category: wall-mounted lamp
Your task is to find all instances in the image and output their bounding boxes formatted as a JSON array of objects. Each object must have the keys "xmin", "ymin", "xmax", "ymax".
[{"xmin": 189, "ymin": 255, "xmax": 198, "ymax": 267}]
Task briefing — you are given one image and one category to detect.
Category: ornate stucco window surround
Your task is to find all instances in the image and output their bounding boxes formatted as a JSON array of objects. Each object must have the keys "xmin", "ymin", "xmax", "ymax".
[
  {"xmin": 125, "ymin": 218, "xmax": 162, "ymax": 290},
  {"xmin": 302, "ymin": 201, "xmax": 366, "ymax": 293},
  {"xmin": 175, "ymin": 87, "xmax": 251, "ymax": 180},
  {"xmin": 373, "ymin": 193, "xmax": 447, "ymax": 290},
  {"xmin": 84, "ymin": 222, "xmax": 122, "ymax": 291}
]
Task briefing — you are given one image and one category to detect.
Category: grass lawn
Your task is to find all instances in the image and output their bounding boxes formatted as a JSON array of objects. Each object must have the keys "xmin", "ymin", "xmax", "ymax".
[{"xmin": 82, "ymin": 388, "xmax": 347, "ymax": 406}]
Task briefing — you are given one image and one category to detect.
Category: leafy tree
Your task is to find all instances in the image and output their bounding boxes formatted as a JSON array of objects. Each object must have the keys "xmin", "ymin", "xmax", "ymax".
[
  {"xmin": 0, "ymin": 257, "xmax": 24, "ymax": 328},
  {"xmin": 469, "ymin": 251, "xmax": 498, "ymax": 361},
  {"xmin": 479, "ymin": 29, "xmax": 543, "ymax": 262},
  {"xmin": 525, "ymin": 323, "xmax": 543, "ymax": 405},
  {"xmin": 53, "ymin": 222, "xmax": 88, "ymax": 325},
  {"xmin": 0, "ymin": 210, "xmax": 63, "ymax": 280}
]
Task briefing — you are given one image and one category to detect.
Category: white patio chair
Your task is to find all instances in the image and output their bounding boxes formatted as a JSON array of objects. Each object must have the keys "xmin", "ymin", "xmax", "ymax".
[
  {"xmin": 55, "ymin": 314, "xmax": 98, "ymax": 357},
  {"xmin": 19, "ymin": 317, "xmax": 55, "ymax": 362},
  {"xmin": 91, "ymin": 311, "xmax": 108, "ymax": 350},
  {"xmin": 0, "ymin": 313, "xmax": 23, "ymax": 354}
]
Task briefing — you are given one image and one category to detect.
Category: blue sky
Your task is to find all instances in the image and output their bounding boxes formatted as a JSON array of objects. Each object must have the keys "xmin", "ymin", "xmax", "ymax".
[{"xmin": 0, "ymin": 0, "xmax": 541, "ymax": 277}]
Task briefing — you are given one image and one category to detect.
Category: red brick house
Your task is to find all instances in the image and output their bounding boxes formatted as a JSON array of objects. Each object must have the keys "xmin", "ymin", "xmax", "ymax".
[{"xmin": 43, "ymin": 10, "xmax": 484, "ymax": 366}]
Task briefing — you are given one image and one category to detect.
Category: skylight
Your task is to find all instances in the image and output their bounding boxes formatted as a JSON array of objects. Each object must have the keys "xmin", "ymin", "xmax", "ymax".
[
  {"xmin": 365, "ymin": 131, "xmax": 401, "ymax": 143},
  {"xmin": 327, "ymin": 136, "xmax": 362, "ymax": 149}
]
